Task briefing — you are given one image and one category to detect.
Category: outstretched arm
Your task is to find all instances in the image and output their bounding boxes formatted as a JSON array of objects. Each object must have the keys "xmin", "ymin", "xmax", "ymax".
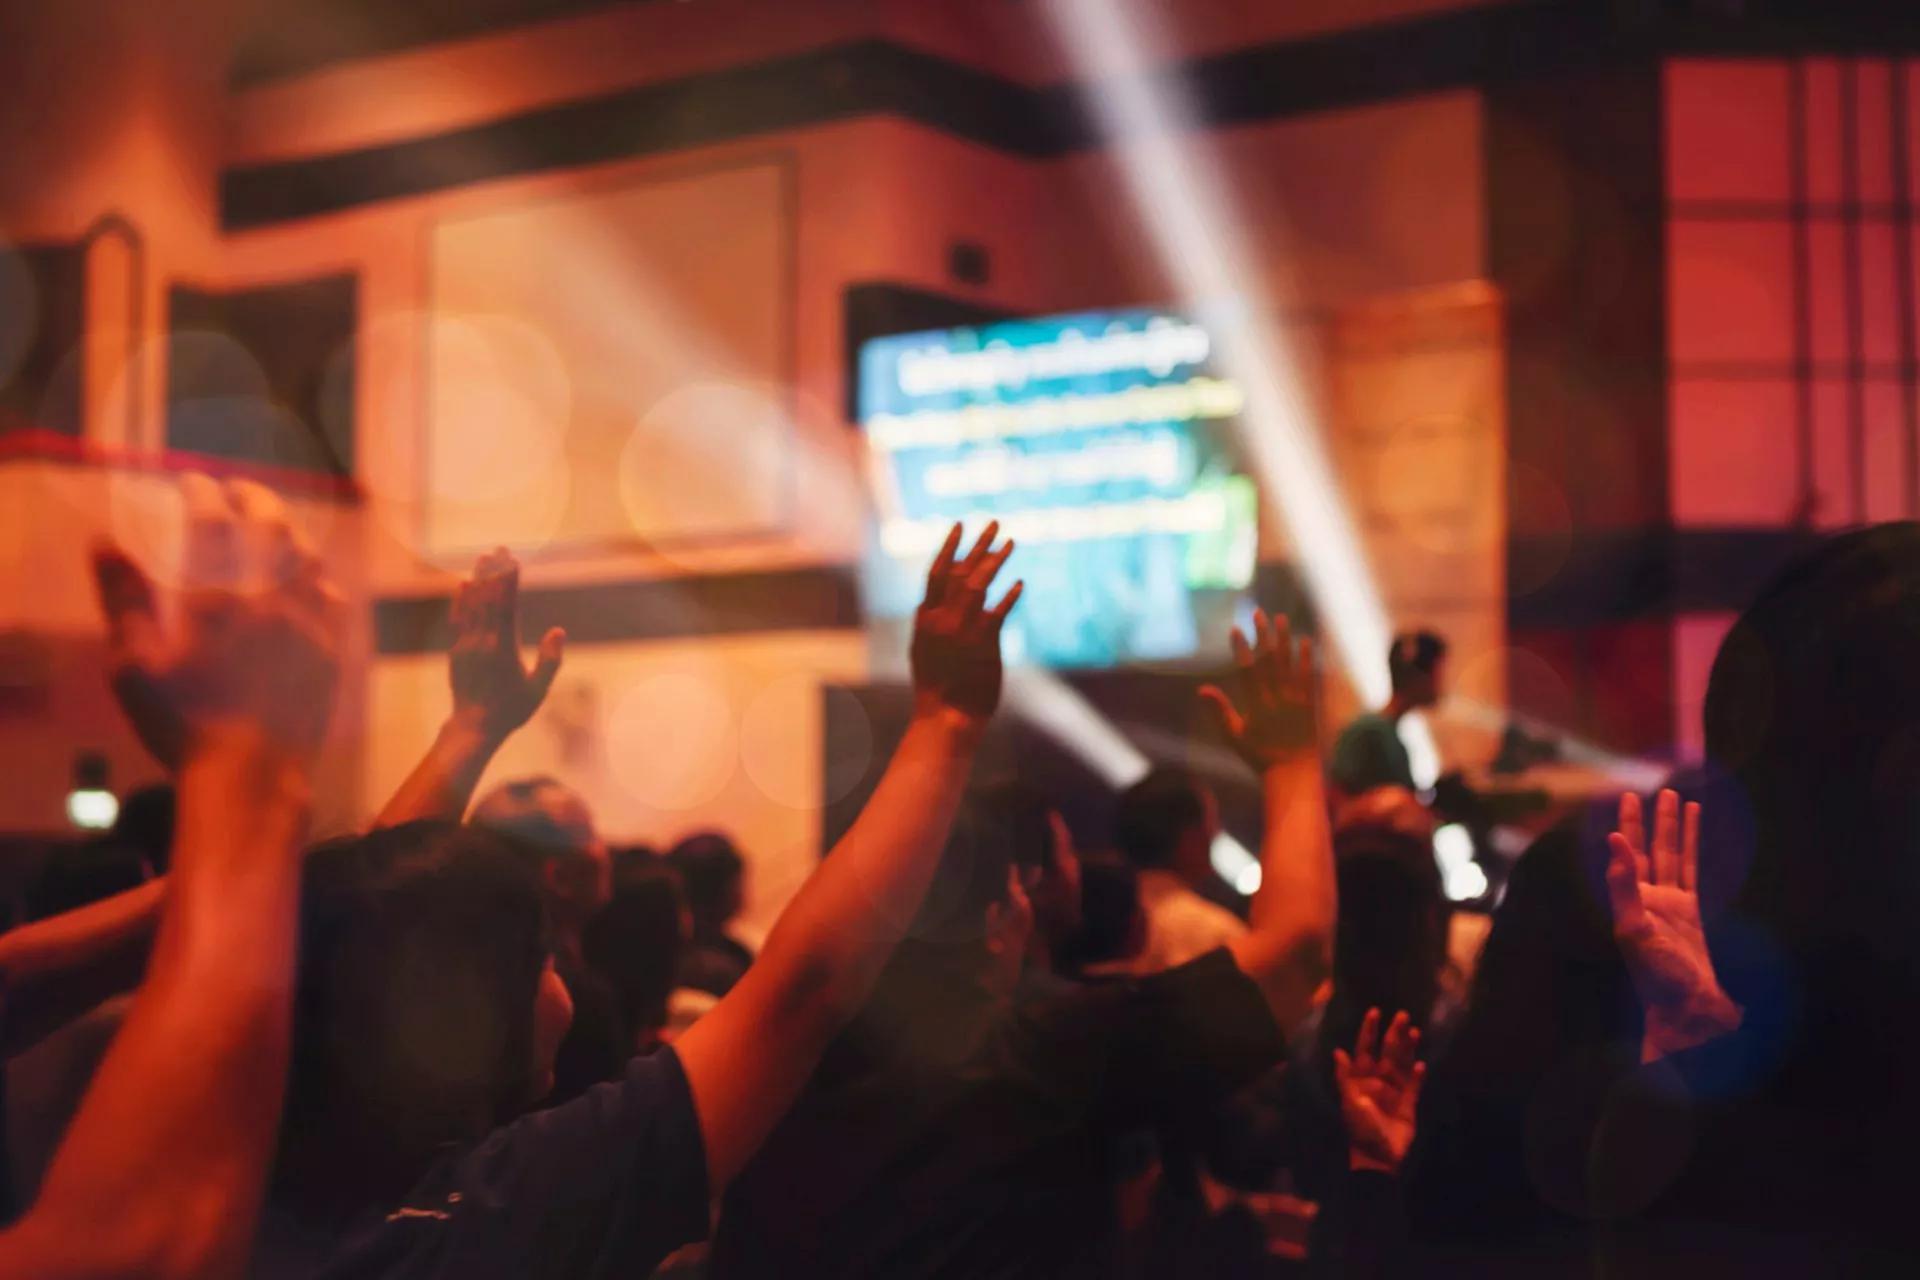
[
  {"xmin": 1200, "ymin": 611, "xmax": 1338, "ymax": 1033},
  {"xmin": 375, "ymin": 548, "xmax": 564, "ymax": 828},
  {"xmin": 0, "ymin": 879, "xmax": 164, "ymax": 1059},
  {"xmin": 674, "ymin": 522, "xmax": 1021, "ymax": 1190},
  {"xmin": 0, "ymin": 475, "xmax": 344, "ymax": 1280}
]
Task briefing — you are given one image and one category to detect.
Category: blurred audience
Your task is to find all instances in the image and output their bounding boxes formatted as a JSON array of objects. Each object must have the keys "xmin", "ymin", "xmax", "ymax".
[
  {"xmin": 15, "ymin": 463, "xmax": 1920, "ymax": 1280},
  {"xmin": 471, "ymin": 776, "xmax": 627, "ymax": 1104},
  {"xmin": 251, "ymin": 518, "xmax": 1021, "ymax": 1277},
  {"xmin": 669, "ymin": 832, "xmax": 754, "ymax": 997},
  {"xmin": 1113, "ymin": 767, "xmax": 1246, "ymax": 973},
  {"xmin": 711, "ymin": 611, "xmax": 1335, "ymax": 1278},
  {"xmin": 584, "ymin": 869, "xmax": 691, "ymax": 1054}
]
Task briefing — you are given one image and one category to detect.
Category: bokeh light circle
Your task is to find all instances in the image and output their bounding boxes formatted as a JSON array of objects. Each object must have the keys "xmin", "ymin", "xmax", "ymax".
[
  {"xmin": 739, "ymin": 675, "xmax": 873, "ymax": 809},
  {"xmin": 618, "ymin": 380, "xmax": 793, "ymax": 568},
  {"xmin": 603, "ymin": 668, "xmax": 739, "ymax": 811}
]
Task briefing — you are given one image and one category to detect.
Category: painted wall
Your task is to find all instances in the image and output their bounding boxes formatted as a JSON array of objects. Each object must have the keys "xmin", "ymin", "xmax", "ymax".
[
  {"xmin": 1664, "ymin": 56, "xmax": 1920, "ymax": 757},
  {"xmin": 2, "ymin": 0, "xmax": 1489, "ymax": 931}
]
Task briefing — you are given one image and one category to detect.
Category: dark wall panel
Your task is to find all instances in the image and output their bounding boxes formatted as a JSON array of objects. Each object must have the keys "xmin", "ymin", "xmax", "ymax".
[{"xmin": 166, "ymin": 274, "xmax": 357, "ymax": 477}]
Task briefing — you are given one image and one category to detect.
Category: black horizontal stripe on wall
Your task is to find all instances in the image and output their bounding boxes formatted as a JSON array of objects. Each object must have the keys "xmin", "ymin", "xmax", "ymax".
[
  {"xmin": 1508, "ymin": 525, "xmax": 1827, "ymax": 630},
  {"xmin": 374, "ymin": 564, "xmax": 861, "ymax": 655},
  {"xmin": 233, "ymin": 0, "xmax": 636, "ymax": 88},
  {"xmin": 225, "ymin": 0, "xmax": 1638, "ymax": 229},
  {"xmin": 224, "ymin": 40, "xmax": 1073, "ymax": 228},
  {"xmin": 222, "ymin": 0, "xmax": 1920, "ymax": 233}
]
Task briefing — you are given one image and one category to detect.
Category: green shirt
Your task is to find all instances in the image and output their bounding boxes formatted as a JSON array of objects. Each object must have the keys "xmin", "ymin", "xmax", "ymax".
[{"xmin": 1331, "ymin": 713, "xmax": 1415, "ymax": 796}]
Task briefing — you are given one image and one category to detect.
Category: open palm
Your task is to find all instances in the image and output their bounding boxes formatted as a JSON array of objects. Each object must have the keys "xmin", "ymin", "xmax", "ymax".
[
  {"xmin": 1334, "ymin": 1008, "xmax": 1425, "ymax": 1174},
  {"xmin": 1606, "ymin": 790, "xmax": 1741, "ymax": 1061}
]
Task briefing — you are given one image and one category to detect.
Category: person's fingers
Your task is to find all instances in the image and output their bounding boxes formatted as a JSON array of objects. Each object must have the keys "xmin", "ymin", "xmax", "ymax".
[
  {"xmin": 284, "ymin": 552, "xmax": 346, "ymax": 636},
  {"xmin": 987, "ymin": 579, "xmax": 1024, "ymax": 627},
  {"xmin": 1266, "ymin": 614, "xmax": 1292, "ymax": 702},
  {"xmin": 224, "ymin": 478, "xmax": 292, "ymax": 591},
  {"xmin": 1383, "ymin": 1011, "xmax": 1419, "ymax": 1079},
  {"xmin": 1333, "ymin": 1047, "xmax": 1353, "ymax": 1093},
  {"xmin": 1248, "ymin": 611, "xmax": 1279, "ymax": 707},
  {"xmin": 91, "ymin": 543, "xmax": 162, "ymax": 653},
  {"xmin": 496, "ymin": 555, "xmax": 523, "ymax": 645},
  {"xmin": 958, "ymin": 520, "xmax": 1000, "ymax": 575},
  {"xmin": 1198, "ymin": 685, "xmax": 1247, "ymax": 741},
  {"xmin": 1229, "ymin": 625, "xmax": 1253, "ymax": 668},
  {"xmin": 1290, "ymin": 635, "xmax": 1316, "ymax": 702},
  {"xmin": 450, "ymin": 579, "xmax": 473, "ymax": 634},
  {"xmin": 968, "ymin": 537, "xmax": 1016, "ymax": 595},
  {"xmin": 1405, "ymin": 1060, "xmax": 1429, "ymax": 1113},
  {"xmin": 924, "ymin": 522, "xmax": 964, "ymax": 601},
  {"xmin": 1605, "ymin": 832, "xmax": 1651, "ymax": 934},
  {"xmin": 313, "ymin": 575, "xmax": 349, "ymax": 646},
  {"xmin": 180, "ymin": 472, "xmax": 240, "ymax": 592},
  {"xmin": 466, "ymin": 560, "xmax": 505, "ymax": 639},
  {"xmin": 528, "ymin": 627, "xmax": 566, "ymax": 702},
  {"xmin": 1618, "ymin": 791, "xmax": 1649, "ymax": 881},
  {"xmin": 1230, "ymin": 625, "xmax": 1262, "ymax": 710},
  {"xmin": 1682, "ymin": 800, "xmax": 1702, "ymax": 894},
  {"xmin": 1653, "ymin": 789, "xmax": 1681, "ymax": 887},
  {"xmin": 1355, "ymin": 1007, "xmax": 1382, "ymax": 1072}
]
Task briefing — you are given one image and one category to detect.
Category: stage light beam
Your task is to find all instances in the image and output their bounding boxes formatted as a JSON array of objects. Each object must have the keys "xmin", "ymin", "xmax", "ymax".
[{"xmin": 1043, "ymin": 0, "xmax": 1441, "ymax": 786}]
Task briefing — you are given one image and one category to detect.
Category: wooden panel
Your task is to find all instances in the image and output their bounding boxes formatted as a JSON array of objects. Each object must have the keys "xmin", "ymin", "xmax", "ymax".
[{"xmin": 1329, "ymin": 281, "xmax": 1506, "ymax": 766}]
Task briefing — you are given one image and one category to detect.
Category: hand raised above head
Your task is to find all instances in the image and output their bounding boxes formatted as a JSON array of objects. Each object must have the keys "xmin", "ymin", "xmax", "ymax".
[
  {"xmin": 1607, "ymin": 788, "xmax": 1740, "ymax": 1061},
  {"xmin": 1198, "ymin": 609, "xmax": 1319, "ymax": 771},
  {"xmin": 92, "ymin": 474, "xmax": 345, "ymax": 772},
  {"xmin": 448, "ymin": 546, "xmax": 566, "ymax": 741},
  {"xmin": 910, "ymin": 521, "xmax": 1022, "ymax": 724}
]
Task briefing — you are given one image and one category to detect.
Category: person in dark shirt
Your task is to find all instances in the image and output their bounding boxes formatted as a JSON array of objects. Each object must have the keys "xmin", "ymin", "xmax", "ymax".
[
  {"xmin": 669, "ymin": 832, "xmax": 755, "ymax": 996},
  {"xmin": 711, "ymin": 610, "xmax": 1338, "ymax": 1279},
  {"xmin": 1330, "ymin": 630, "xmax": 1446, "ymax": 801},
  {"xmin": 258, "ymin": 522, "xmax": 1024, "ymax": 1279},
  {"xmin": 469, "ymin": 776, "xmax": 629, "ymax": 1103},
  {"xmin": 584, "ymin": 869, "xmax": 689, "ymax": 1053}
]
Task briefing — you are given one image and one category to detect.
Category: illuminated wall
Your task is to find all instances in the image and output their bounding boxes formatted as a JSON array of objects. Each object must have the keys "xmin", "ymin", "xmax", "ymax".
[{"xmin": 1665, "ymin": 56, "xmax": 1920, "ymax": 756}]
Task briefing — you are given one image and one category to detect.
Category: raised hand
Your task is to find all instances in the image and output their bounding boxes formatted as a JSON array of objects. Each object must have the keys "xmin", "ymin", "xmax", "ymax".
[
  {"xmin": 1606, "ymin": 789, "xmax": 1740, "ymax": 1062},
  {"xmin": 1333, "ymin": 1008, "xmax": 1425, "ymax": 1175},
  {"xmin": 1198, "ymin": 609, "xmax": 1318, "ymax": 771},
  {"xmin": 449, "ymin": 547, "xmax": 566, "ymax": 741},
  {"xmin": 910, "ymin": 521, "xmax": 1022, "ymax": 722},
  {"xmin": 91, "ymin": 474, "xmax": 345, "ymax": 770}
]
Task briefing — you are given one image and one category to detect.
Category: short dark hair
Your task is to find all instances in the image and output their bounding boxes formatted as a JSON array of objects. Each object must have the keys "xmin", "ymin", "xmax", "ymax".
[
  {"xmin": 284, "ymin": 822, "xmax": 550, "ymax": 1170},
  {"xmin": 111, "ymin": 784, "xmax": 175, "ymax": 876},
  {"xmin": 1113, "ymin": 768, "xmax": 1208, "ymax": 871},
  {"xmin": 585, "ymin": 872, "xmax": 686, "ymax": 1038},
  {"xmin": 471, "ymin": 776, "xmax": 589, "ymax": 863},
  {"xmin": 1389, "ymin": 631, "xmax": 1447, "ymax": 694},
  {"xmin": 1704, "ymin": 523, "xmax": 1920, "ymax": 987},
  {"xmin": 668, "ymin": 832, "xmax": 744, "ymax": 928}
]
